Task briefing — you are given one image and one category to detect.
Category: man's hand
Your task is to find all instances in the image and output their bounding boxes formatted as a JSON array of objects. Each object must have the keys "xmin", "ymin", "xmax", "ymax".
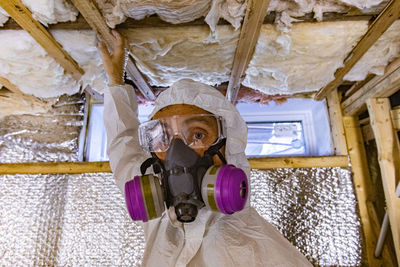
[{"xmin": 98, "ymin": 30, "xmax": 128, "ymax": 86}]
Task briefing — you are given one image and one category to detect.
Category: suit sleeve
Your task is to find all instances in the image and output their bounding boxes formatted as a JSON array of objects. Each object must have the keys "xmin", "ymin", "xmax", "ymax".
[{"xmin": 103, "ymin": 84, "xmax": 150, "ymax": 193}]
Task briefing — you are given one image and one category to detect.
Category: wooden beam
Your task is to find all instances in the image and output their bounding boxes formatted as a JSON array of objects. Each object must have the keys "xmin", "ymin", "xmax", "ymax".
[
  {"xmin": 343, "ymin": 116, "xmax": 381, "ymax": 266},
  {"xmin": 366, "ymin": 201, "xmax": 398, "ymax": 267},
  {"xmin": 326, "ymin": 89, "xmax": 348, "ymax": 155},
  {"xmin": 1, "ymin": 12, "xmax": 380, "ymax": 30},
  {"xmin": 0, "ymin": 76, "xmax": 49, "ymax": 107},
  {"xmin": 362, "ymin": 108, "xmax": 400, "ymax": 142},
  {"xmin": 367, "ymin": 98, "xmax": 400, "ymax": 263},
  {"xmin": 0, "ymin": 162, "xmax": 111, "ymax": 175},
  {"xmin": 0, "ymin": 156, "xmax": 349, "ymax": 174},
  {"xmin": 226, "ymin": 0, "xmax": 270, "ymax": 103},
  {"xmin": 248, "ymin": 156, "xmax": 349, "ymax": 169},
  {"xmin": 314, "ymin": 0, "xmax": 400, "ymax": 101},
  {"xmin": 342, "ymin": 56, "xmax": 400, "ymax": 116},
  {"xmin": 0, "ymin": 76, "xmax": 24, "ymax": 95},
  {"xmin": 0, "ymin": 0, "xmax": 84, "ymax": 80},
  {"xmin": 70, "ymin": 0, "xmax": 156, "ymax": 100}
]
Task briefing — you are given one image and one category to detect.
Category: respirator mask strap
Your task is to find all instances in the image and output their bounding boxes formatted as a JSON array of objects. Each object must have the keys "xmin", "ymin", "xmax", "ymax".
[
  {"xmin": 140, "ymin": 152, "xmax": 165, "ymax": 176},
  {"xmin": 203, "ymin": 138, "xmax": 227, "ymax": 164}
]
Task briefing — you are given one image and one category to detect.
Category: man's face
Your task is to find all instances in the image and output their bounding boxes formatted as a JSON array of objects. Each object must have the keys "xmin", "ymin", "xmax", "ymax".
[{"xmin": 152, "ymin": 104, "xmax": 225, "ymax": 165}]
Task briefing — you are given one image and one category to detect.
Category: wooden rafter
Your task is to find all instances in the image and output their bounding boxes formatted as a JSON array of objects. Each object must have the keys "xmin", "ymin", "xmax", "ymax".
[
  {"xmin": 342, "ymin": 56, "xmax": 400, "ymax": 115},
  {"xmin": 314, "ymin": 0, "xmax": 400, "ymax": 101},
  {"xmin": 1, "ymin": 12, "xmax": 382, "ymax": 30},
  {"xmin": 0, "ymin": 0, "xmax": 84, "ymax": 80},
  {"xmin": 70, "ymin": 0, "xmax": 156, "ymax": 100},
  {"xmin": 343, "ymin": 116, "xmax": 381, "ymax": 266},
  {"xmin": 226, "ymin": 0, "xmax": 270, "ymax": 103},
  {"xmin": 367, "ymin": 98, "xmax": 400, "ymax": 264},
  {"xmin": 0, "ymin": 76, "xmax": 46, "ymax": 104},
  {"xmin": 0, "ymin": 156, "xmax": 349, "ymax": 174},
  {"xmin": 326, "ymin": 89, "xmax": 347, "ymax": 155}
]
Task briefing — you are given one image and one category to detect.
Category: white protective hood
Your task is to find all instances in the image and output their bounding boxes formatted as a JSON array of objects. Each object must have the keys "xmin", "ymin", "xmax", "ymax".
[{"xmin": 149, "ymin": 79, "xmax": 250, "ymax": 178}]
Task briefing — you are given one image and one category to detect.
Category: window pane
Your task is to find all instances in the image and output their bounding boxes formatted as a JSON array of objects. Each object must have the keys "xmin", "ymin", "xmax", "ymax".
[{"xmin": 245, "ymin": 122, "xmax": 305, "ymax": 157}]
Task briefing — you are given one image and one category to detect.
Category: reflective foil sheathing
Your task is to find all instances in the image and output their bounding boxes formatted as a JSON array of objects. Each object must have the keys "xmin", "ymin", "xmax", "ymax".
[
  {"xmin": 251, "ymin": 168, "xmax": 362, "ymax": 266},
  {"xmin": 0, "ymin": 95, "xmax": 362, "ymax": 266},
  {"xmin": 0, "ymin": 94, "xmax": 84, "ymax": 163},
  {"xmin": 0, "ymin": 170, "xmax": 362, "ymax": 266}
]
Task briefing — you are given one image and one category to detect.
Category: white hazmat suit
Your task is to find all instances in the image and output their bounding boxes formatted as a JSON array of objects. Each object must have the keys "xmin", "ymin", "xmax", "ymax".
[{"xmin": 104, "ymin": 79, "xmax": 312, "ymax": 267}]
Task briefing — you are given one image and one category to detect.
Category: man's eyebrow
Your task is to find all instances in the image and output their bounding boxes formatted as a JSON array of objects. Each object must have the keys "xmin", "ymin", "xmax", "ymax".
[{"xmin": 182, "ymin": 116, "xmax": 215, "ymax": 127}]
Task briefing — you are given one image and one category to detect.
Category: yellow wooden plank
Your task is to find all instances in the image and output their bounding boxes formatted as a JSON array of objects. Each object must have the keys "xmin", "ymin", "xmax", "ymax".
[
  {"xmin": 0, "ymin": 162, "xmax": 111, "ymax": 175},
  {"xmin": 248, "ymin": 156, "xmax": 349, "ymax": 169},
  {"xmin": 366, "ymin": 201, "xmax": 398, "ymax": 267},
  {"xmin": 315, "ymin": 0, "xmax": 400, "ymax": 101},
  {"xmin": 70, "ymin": 0, "xmax": 156, "ymax": 100},
  {"xmin": 0, "ymin": 76, "xmax": 23, "ymax": 95},
  {"xmin": 0, "ymin": 0, "xmax": 84, "ymax": 80},
  {"xmin": 226, "ymin": 0, "xmax": 270, "ymax": 102},
  {"xmin": 0, "ymin": 157, "xmax": 349, "ymax": 174},
  {"xmin": 343, "ymin": 116, "xmax": 381, "ymax": 266},
  {"xmin": 391, "ymin": 108, "xmax": 400, "ymax": 130},
  {"xmin": 342, "ymin": 57, "xmax": 400, "ymax": 116},
  {"xmin": 367, "ymin": 98, "xmax": 400, "ymax": 264},
  {"xmin": 327, "ymin": 89, "xmax": 348, "ymax": 155},
  {"xmin": 0, "ymin": 75, "xmax": 50, "ymax": 108}
]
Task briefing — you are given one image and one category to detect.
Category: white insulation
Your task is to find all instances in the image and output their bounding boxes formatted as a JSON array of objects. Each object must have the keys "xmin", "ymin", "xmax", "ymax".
[
  {"xmin": 0, "ymin": 30, "xmax": 106, "ymax": 98},
  {"xmin": 0, "ymin": 0, "xmax": 399, "ymax": 99}
]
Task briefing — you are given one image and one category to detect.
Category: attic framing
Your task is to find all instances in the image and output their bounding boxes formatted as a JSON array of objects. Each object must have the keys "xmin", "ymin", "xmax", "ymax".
[
  {"xmin": 0, "ymin": 0, "xmax": 84, "ymax": 80},
  {"xmin": 0, "ymin": 1, "xmax": 400, "ymax": 265}
]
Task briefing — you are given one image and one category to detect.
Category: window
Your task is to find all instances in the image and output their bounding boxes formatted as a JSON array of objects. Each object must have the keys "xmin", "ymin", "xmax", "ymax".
[
  {"xmin": 236, "ymin": 98, "xmax": 332, "ymax": 157},
  {"xmin": 84, "ymin": 98, "xmax": 332, "ymax": 161},
  {"xmin": 246, "ymin": 121, "xmax": 305, "ymax": 157}
]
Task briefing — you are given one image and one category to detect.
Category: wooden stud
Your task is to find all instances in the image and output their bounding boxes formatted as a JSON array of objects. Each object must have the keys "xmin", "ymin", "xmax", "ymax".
[
  {"xmin": 248, "ymin": 156, "xmax": 349, "ymax": 169},
  {"xmin": 366, "ymin": 201, "xmax": 397, "ymax": 267},
  {"xmin": 69, "ymin": 0, "xmax": 156, "ymax": 100},
  {"xmin": 391, "ymin": 107, "xmax": 400, "ymax": 130},
  {"xmin": 326, "ymin": 89, "xmax": 348, "ymax": 155},
  {"xmin": 343, "ymin": 116, "xmax": 381, "ymax": 266},
  {"xmin": 226, "ymin": 0, "xmax": 270, "ymax": 103},
  {"xmin": 314, "ymin": 0, "xmax": 400, "ymax": 101},
  {"xmin": 362, "ymin": 108, "xmax": 400, "ymax": 142},
  {"xmin": 0, "ymin": 0, "xmax": 84, "ymax": 80},
  {"xmin": 0, "ymin": 156, "xmax": 349, "ymax": 174},
  {"xmin": 0, "ymin": 162, "xmax": 112, "ymax": 175},
  {"xmin": 367, "ymin": 98, "xmax": 400, "ymax": 263},
  {"xmin": 342, "ymin": 56, "xmax": 400, "ymax": 116}
]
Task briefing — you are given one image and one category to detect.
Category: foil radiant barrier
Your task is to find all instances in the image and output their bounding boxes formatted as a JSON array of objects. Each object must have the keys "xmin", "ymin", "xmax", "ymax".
[
  {"xmin": 0, "ymin": 94, "xmax": 84, "ymax": 163},
  {"xmin": 0, "ymin": 169, "xmax": 361, "ymax": 266}
]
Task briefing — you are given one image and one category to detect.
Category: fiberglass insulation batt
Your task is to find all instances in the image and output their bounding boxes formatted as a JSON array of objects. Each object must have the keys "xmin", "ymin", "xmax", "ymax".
[
  {"xmin": 0, "ymin": 30, "xmax": 107, "ymax": 98},
  {"xmin": 1, "ymin": 21, "xmax": 400, "ymax": 98}
]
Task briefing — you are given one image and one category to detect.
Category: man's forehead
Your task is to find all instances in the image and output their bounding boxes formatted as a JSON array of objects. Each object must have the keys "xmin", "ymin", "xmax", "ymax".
[{"xmin": 152, "ymin": 104, "xmax": 212, "ymax": 119}]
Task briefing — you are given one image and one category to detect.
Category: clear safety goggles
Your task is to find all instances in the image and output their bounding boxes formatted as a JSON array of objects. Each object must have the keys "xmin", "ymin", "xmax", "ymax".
[{"xmin": 138, "ymin": 114, "xmax": 226, "ymax": 152}]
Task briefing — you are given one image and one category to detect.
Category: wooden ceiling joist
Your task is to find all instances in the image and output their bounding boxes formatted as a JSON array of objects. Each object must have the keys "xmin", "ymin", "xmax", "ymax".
[
  {"xmin": 226, "ymin": 0, "xmax": 270, "ymax": 103},
  {"xmin": 70, "ymin": 0, "xmax": 156, "ymax": 100},
  {"xmin": 367, "ymin": 98, "xmax": 400, "ymax": 264},
  {"xmin": 342, "ymin": 56, "xmax": 400, "ymax": 115},
  {"xmin": 0, "ymin": 76, "xmax": 51, "ymax": 111},
  {"xmin": 314, "ymin": 0, "xmax": 400, "ymax": 101},
  {"xmin": 0, "ymin": 156, "xmax": 349, "ymax": 174},
  {"xmin": 0, "ymin": 0, "xmax": 84, "ymax": 81},
  {"xmin": 1, "ymin": 12, "xmax": 381, "ymax": 30}
]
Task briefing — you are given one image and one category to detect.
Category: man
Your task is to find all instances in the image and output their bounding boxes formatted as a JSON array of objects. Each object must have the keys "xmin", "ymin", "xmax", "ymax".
[{"xmin": 99, "ymin": 30, "xmax": 311, "ymax": 266}]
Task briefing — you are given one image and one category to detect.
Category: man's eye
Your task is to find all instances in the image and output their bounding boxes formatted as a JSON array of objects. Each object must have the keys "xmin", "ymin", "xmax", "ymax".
[{"xmin": 194, "ymin": 132, "xmax": 205, "ymax": 140}]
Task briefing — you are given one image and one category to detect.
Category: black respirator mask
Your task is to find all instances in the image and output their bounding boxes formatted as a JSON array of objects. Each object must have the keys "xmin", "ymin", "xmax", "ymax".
[{"xmin": 124, "ymin": 138, "xmax": 248, "ymax": 223}]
